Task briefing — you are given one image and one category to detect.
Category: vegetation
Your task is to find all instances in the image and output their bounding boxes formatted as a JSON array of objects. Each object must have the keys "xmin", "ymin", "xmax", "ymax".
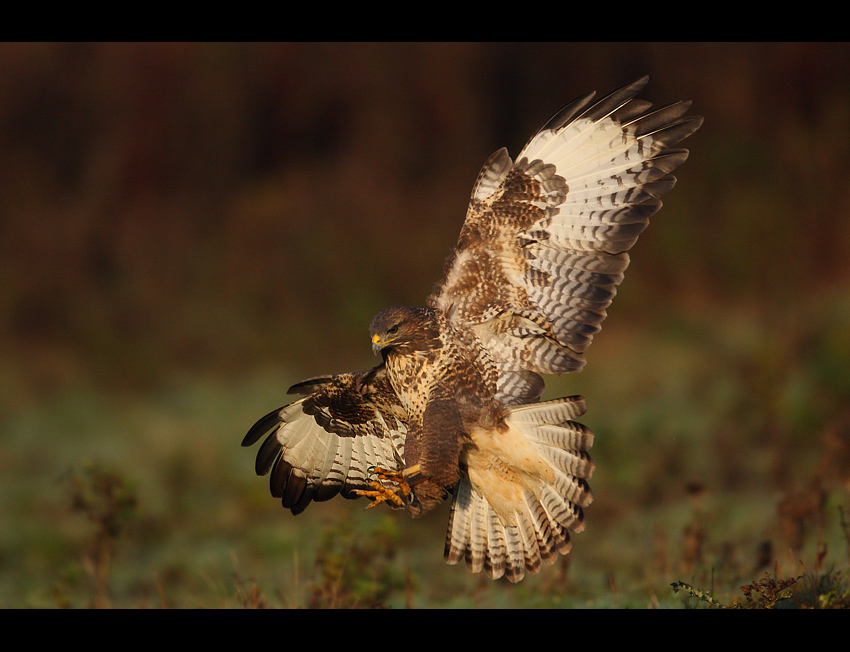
[
  {"xmin": 4, "ymin": 289, "xmax": 849, "ymax": 608},
  {"xmin": 672, "ymin": 569, "xmax": 850, "ymax": 609},
  {"xmin": 1, "ymin": 43, "xmax": 849, "ymax": 607}
]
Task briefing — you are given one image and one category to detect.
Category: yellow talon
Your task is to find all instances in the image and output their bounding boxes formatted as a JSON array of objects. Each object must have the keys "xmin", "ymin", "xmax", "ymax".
[
  {"xmin": 354, "ymin": 465, "xmax": 419, "ymax": 509},
  {"xmin": 356, "ymin": 482, "xmax": 407, "ymax": 509}
]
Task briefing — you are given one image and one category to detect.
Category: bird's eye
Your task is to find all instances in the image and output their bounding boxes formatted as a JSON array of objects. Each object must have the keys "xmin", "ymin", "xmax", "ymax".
[{"xmin": 387, "ymin": 325, "xmax": 399, "ymax": 335}]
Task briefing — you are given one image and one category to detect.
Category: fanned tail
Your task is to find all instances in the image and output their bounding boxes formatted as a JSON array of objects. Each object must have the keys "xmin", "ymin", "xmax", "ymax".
[{"xmin": 444, "ymin": 396, "xmax": 594, "ymax": 582}]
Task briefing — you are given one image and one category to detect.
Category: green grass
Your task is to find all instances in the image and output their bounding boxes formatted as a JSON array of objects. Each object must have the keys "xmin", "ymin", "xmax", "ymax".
[{"xmin": 2, "ymin": 289, "xmax": 850, "ymax": 608}]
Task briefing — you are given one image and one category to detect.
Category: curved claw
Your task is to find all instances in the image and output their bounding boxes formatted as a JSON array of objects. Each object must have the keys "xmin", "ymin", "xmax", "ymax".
[
  {"xmin": 355, "ymin": 481, "xmax": 408, "ymax": 509},
  {"xmin": 354, "ymin": 465, "xmax": 420, "ymax": 509}
]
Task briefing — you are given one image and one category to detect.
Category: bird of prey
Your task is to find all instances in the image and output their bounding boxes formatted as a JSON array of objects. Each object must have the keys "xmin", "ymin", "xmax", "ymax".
[{"xmin": 242, "ymin": 76, "xmax": 702, "ymax": 583}]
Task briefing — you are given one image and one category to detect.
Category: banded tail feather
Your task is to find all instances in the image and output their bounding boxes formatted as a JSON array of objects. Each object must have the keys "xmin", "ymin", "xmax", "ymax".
[{"xmin": 445, "ymin": 396, "xmax": 594, "ymax": 582}]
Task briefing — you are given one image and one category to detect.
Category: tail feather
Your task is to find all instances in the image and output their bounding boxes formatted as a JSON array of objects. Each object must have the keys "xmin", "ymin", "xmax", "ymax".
[
  {"xmin": 483, "ymin": 506, "xmax": 507, "ymax": 579},
  {"xmin": 466, "ymin": 487, "xmax": 489, "ymax": 574},
  {"xmin": 445, "ymin": 395, "xmax": 593, "ymax": 582}
]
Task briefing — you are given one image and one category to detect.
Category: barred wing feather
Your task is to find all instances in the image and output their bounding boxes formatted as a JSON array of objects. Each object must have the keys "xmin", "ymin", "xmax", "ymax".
[
  {"xmin": 429, "ymin": 76, "xmax": 703, "ymax": 395},
  {"xmin": 242, "ymin": 366, "xmax": 408, "ymax": 515}
]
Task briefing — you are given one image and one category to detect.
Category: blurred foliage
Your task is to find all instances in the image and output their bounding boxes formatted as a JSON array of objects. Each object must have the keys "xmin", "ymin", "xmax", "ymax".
[
  {"xmin": 2, "ymin": 43, "xmax": 850, "ymax": 607},
  {"xmin": 1, "ymin": 43, "xmax": 849, "ymax": 391},
  {"xmin": 63, "ymin": 463, "xmax": 138, "ymax": 608}
]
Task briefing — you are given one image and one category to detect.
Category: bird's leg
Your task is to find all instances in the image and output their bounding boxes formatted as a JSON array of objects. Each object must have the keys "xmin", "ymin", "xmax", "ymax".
[{"xmin": 355, "ymin": 464, "xmax": 422, "ymax": 509}]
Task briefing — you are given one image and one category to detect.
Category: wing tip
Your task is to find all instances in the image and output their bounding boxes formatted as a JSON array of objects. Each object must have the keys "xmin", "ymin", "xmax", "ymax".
[
  {"xmin": 287, "ymin": 375, "xmax": 335, "ymax": 395},
  {"xmin": 242, "ymin": 406, "xmax": 284, "ymax": 447}
]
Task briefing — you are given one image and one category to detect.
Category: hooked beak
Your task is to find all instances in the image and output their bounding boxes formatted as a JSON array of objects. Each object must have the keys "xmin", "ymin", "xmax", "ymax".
[{"xmin": 372, "ymin": 333, "xmax": 398, "ymax": 356}]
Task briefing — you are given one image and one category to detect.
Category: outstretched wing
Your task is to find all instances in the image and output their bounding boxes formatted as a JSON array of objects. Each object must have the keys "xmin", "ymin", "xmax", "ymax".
[
  {"xmin": 241, "ymin": 364, "xmax": 408, "ymax": 515},
  {"xmin": 428, "ymin": 76, "xmax": 703, "ymax": 400}
]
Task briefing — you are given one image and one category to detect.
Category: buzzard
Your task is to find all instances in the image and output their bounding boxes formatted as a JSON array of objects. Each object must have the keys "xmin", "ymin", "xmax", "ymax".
[{"xmin": 242, "ymin": 77, "xmax": 702, "ymax": 583}]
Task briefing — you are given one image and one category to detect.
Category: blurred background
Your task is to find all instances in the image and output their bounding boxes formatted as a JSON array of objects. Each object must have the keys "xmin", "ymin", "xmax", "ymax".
[{"xmin": 2, "ymin": 42, "xmax": 850, "ymax": 608}]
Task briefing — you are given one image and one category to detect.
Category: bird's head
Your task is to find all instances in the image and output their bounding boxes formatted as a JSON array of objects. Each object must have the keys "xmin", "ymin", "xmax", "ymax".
[{"xmin": 369, "ymin": 305, "xmax": 432, "ymax": 356}]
